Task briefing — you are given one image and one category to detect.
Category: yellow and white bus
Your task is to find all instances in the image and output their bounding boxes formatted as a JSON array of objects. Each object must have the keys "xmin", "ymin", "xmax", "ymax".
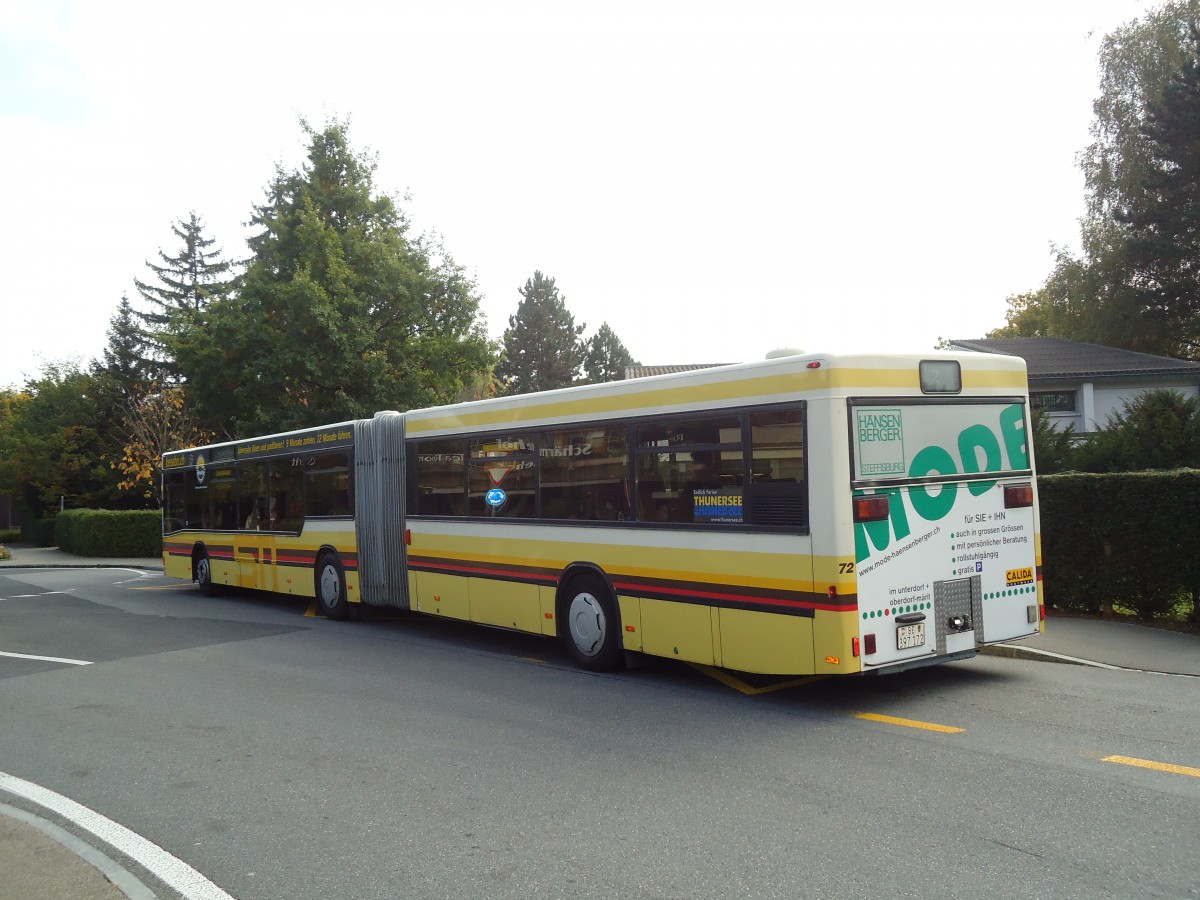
[{"xmin": 162, "ymin": 351, "xmax": 1043, "ymax": 676}]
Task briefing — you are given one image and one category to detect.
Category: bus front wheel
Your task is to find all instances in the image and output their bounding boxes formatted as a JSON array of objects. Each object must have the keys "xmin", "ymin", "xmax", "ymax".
[
  {"xmin": 316, "ymin": 553, "xmax": 349, "ymax": 621},
  {"xmin": 196, "ymin": 550, "xmax": 221, "ymax": 596},
  {"xmin": 561, "ymin": 575, "xmax": 623, "ymax": 672}
]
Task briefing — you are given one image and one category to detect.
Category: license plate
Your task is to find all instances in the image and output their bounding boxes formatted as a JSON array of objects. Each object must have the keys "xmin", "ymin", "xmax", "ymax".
[{"xmin": 897, "ymin": 622, "xmax": 925, "ymax": 650}]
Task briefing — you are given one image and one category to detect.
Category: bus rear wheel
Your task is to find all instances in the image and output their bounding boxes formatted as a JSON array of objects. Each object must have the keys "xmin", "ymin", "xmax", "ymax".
[
  {"xmin": 316, "ymin": 553, "xmax": 349, "ymax": 620},
  {"xmin": 561, "ymin": 574, "xmax": 623, "ymax": 672}
]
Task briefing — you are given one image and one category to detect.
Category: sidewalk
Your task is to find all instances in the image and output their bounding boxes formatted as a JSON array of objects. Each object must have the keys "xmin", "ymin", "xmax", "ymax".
[
  {"xmin": 0, "ymin": 544, "xmax": 163, "ymax": 571},
  {"xmin": 2, "ymin": 545, "xmax": 1197, "ymax": 899},
  {"xmin": 981, "ymin": 613, "xmax": 1200, "ymax": 677}
]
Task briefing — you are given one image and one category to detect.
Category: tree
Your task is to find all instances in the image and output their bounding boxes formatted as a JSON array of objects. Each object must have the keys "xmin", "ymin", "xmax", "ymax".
[
  {"xmin": 991, "ymin": 2, "xmax": 1200, "ymax": 355},
  {"xmin": 135, "ymin": 212, "xmax": 237, "ymax": 382},
  {"xmin": 1073, "ymin": 388, "xmax": 1200, "ymax": 471},
  {"xmin": 495, "ymin": 271, "xmax": 585, "ymax": 395},
  {"xmin": 3, "ymin": 364, "xmax": 127, "ymax": 518},
  {"xmin": 113, "ymin": 385, "xmax": 214, "ymax": 505},
  {"xmin": 94, "ymin": 295, "xmax": 154, "ymax": 400},
  {"xmin": 172, "ymin": 120, "xmax": 492, "ymax": 434},
  {"xmin": 1030, "ymin": 409, "xmax": 1077, "ymax": 475},
  {"xmin": 1119, "ymin": 26, "xmax": 1200, "ymax": 360},
  {"xmin": 581, "ymin": 322, "xmax": 639, "ymax": 384}
]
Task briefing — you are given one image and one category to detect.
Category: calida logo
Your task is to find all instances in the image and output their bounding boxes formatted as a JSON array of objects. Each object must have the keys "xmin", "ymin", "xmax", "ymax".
[{"xmin": 854, "ymin": 404, "xmax": 1028, "ymax": 563}]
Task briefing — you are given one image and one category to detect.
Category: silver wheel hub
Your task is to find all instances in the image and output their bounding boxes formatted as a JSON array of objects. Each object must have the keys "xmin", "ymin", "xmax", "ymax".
[
  {"xmin": 196, "ymin": 558, "xmax": 210, "ymax": 584},
  {"xmin": 568, "ymin": 591, "xmax": 606, "ymax": 656},
  {"xmin": 320, "ymin": 565, "xmax": 341, "ymax": 606}
]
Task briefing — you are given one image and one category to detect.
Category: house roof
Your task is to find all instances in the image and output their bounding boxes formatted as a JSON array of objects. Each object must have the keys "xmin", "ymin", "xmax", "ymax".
[
  {"xmin": 624, "ymin": 363, "xmax": 730, "ymax": 379},
  {"xmin": 948, "ymin": 337, "xmax": 1200, "ymax": 380}
]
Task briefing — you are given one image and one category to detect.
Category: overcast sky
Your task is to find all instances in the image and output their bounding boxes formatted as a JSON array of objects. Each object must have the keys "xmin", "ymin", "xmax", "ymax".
[{"xmin": 0, "ymin": 0, "xmax": 1155, "ymax": 390}]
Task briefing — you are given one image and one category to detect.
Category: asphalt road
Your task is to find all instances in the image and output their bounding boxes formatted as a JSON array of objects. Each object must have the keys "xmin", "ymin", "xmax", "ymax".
[{"xmin": 2, "ymin": 567, "xmax": 1198, "ymax": 900}]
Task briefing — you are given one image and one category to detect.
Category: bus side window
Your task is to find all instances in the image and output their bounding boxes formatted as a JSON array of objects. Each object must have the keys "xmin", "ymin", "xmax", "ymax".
[{"xmin": 747, "ymin": 408, "xmax": 807, "ymax": 529}]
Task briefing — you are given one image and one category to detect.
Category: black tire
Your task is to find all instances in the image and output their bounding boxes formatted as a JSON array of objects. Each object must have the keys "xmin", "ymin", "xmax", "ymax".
[
  {"xmin": 315, "ymin": 552, "xmax": 349, "ymax": 620},
  {"xmin": 195, "ymin": 550, "xmax": 221, "ymax": 596},
  {"xmin": 560, "ymin": 574, "xmax": 623, "ymax": 672}
]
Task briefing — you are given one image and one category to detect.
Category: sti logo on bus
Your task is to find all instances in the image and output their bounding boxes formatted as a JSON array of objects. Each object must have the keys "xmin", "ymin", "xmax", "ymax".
[{"xmin": 855, "ymin": 404, "xmax": 1028, "ymax": 564}]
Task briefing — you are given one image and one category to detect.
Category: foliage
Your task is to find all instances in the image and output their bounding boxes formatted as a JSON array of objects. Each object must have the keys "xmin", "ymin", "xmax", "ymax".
[
  {"xmin": 581, "ymin": 322, "xmax": 639, "ymax": 384},
  {"xmin": 1080, "ymin": 1, "xmax": 1199, "ymax": 227},
  {"xmin": 1, "ymin": 364, "xmax": 129, "ymax": 519},
  {"xmin": 136, "ymin": 212, "xmax": 238, "ymax": 383},
  {"xmin": 495, "ymin": 271, "xmax": 585, "ymax": 395},
  {"xmin": 1118, "ymin": 25, "xmax": 1200, "ymax": 360},
  {"xmin": 1072, "ymin": 389, "xmax": 1200, "ymax": 472},
  {"xmin": 55, "ymin": 509, "xmax": 162, "ymax": 558},
  {"xmin": 990, "ymin": 1, "xmax": 1200, "ymax": 358},
  {"xmin": 172, "ymin": 120, "xmax": 492, "ymax": 434},
  {"xmin": 1040, "ymin": 470, "xmax": 1199, "ymax": 620},
  {"xmin": 113, "ymin": 385, "xmax": 215, "ymax": 505},
  {"xmin": 95, "ymin": 295, "xmax": 155, "ymax": 398},
  {"xmin": 21, "ymin": 518, "xmax": 57, "ymax": 547},
  {"xmin": 1030, "ymin": 409, "xmax": 1076, "ymax": 474}
]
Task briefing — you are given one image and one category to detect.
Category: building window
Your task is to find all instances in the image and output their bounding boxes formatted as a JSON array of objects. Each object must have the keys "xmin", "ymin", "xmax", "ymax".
[{"xmin": 1031, "ymin": 391, "xmax": 1077, "ymax": 413}]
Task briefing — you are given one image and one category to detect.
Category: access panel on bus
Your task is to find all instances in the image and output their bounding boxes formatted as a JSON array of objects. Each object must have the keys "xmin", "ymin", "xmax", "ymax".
[{"xmin": 848, "ymin": 398, "xmax": 1041, "ymax": 670}]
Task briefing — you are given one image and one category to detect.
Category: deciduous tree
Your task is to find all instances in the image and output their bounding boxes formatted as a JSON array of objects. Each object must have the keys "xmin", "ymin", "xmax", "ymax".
[
  {"xmin": 1119, "ymin": 26, "xmax": 1200, "ymax": 359},
  {"xmin": 113, "ymin": 385, "xmax": 214, "ymax": 504},
  {"xmin": 990, "ymin": 1, "xmax": 1200, "ymax": 357}
]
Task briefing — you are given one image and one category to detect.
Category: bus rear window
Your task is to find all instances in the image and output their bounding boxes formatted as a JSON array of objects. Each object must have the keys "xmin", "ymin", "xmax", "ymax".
[{"xmin": 920, "ymin": 360, "xmax": 961, "ymax": 394}]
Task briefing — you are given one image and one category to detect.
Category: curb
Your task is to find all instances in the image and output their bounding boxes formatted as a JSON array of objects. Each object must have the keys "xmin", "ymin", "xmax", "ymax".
[{"xmin": 978, "ymin": 644, "xmax": 1119, "ymax": 669}]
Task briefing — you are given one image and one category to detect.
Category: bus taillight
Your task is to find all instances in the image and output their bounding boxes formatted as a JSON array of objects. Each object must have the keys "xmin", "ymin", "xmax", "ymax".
[
  {"xmin": 853, "ymin": 495, "xmax": 889, "ymax": 522},
  {"xmin": 1003, "ymin": 483, "xmax": 1034, "ymax": 509}
]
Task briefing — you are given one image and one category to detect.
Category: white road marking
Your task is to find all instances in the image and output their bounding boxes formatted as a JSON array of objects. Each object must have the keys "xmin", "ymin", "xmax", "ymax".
[
  {"xmin": 0, "ymin": 770, "xmax": 235, "ymax": 900},
  {"xmin": 0, "ymin": 651, "xmax": 93, "ymax": 666}
]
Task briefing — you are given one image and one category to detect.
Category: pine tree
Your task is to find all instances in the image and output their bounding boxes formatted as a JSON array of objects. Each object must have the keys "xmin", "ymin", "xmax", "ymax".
[
  {"xmin": 94, "ymin": 295, "xmax": 154, "ymax": 400},
  {"xmin": 495, "ymin": 271, "xmax": 585, "ymax": 395},
  {"xmin": 171, "ymin": 119, "xmax": 492, "ymax": 434},
  {"xmin": 135, "ymin": 212, "xmax": 237, "ymax": 381},
  {"xmin": 581, "ymin": 322, "xmax": 639, "ymax": 384}
]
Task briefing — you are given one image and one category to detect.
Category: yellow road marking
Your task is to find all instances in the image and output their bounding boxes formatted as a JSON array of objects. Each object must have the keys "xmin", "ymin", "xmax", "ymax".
[
  {"xmin": 305, "ymin": 601, "xmax": 318, "ymax": 617},
  {"xmin": 690, "ymin": 664, "xmax": 825, "ymax": 695},
  {"xmin": 1102, "ymin": 755, "xmax": 1200, "ymax": 778},
  {"xmin": 855, "ymin": 712, "xmax": 964, "ymax": 733}
]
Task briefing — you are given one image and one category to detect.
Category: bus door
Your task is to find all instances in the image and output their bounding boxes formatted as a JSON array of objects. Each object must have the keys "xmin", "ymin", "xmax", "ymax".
[
  {"xmin": 235, "ymin": 462, "xmax": 271, "ymax": 590},
  {"xmin": 849, "ymin": 398, "xmax": 1041, "ymax": 670}
]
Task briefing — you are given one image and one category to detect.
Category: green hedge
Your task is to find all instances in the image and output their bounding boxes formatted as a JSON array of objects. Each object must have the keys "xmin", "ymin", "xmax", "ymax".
[
  {"xmin": 1039, "ymin": 470, "xmax": 1200, "ymax": 621},
  {"xmin": 54, "ymin": 509, "xmax": 163, "ymax": 558},
  {"xmin": 22, "ymin": 518, "xmax": 58, "ymax": 547}
]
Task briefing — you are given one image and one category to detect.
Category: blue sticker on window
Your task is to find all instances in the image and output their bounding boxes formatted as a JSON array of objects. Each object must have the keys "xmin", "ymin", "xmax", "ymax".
[{"xmin": 485, "ymin": 488, "xmax": 507, "ymax": 507}]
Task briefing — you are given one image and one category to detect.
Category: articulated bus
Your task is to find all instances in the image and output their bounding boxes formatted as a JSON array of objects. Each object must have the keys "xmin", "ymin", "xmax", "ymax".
[{"xmin": 162, "ymin": 351, "xmax": 1044, "ymax": 676}]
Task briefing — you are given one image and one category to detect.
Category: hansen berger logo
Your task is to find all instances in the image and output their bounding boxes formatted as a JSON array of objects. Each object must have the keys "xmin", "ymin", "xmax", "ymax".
[{"xmin": 856, "ymin": 408, "xmax": 905, "ymax": 475}]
